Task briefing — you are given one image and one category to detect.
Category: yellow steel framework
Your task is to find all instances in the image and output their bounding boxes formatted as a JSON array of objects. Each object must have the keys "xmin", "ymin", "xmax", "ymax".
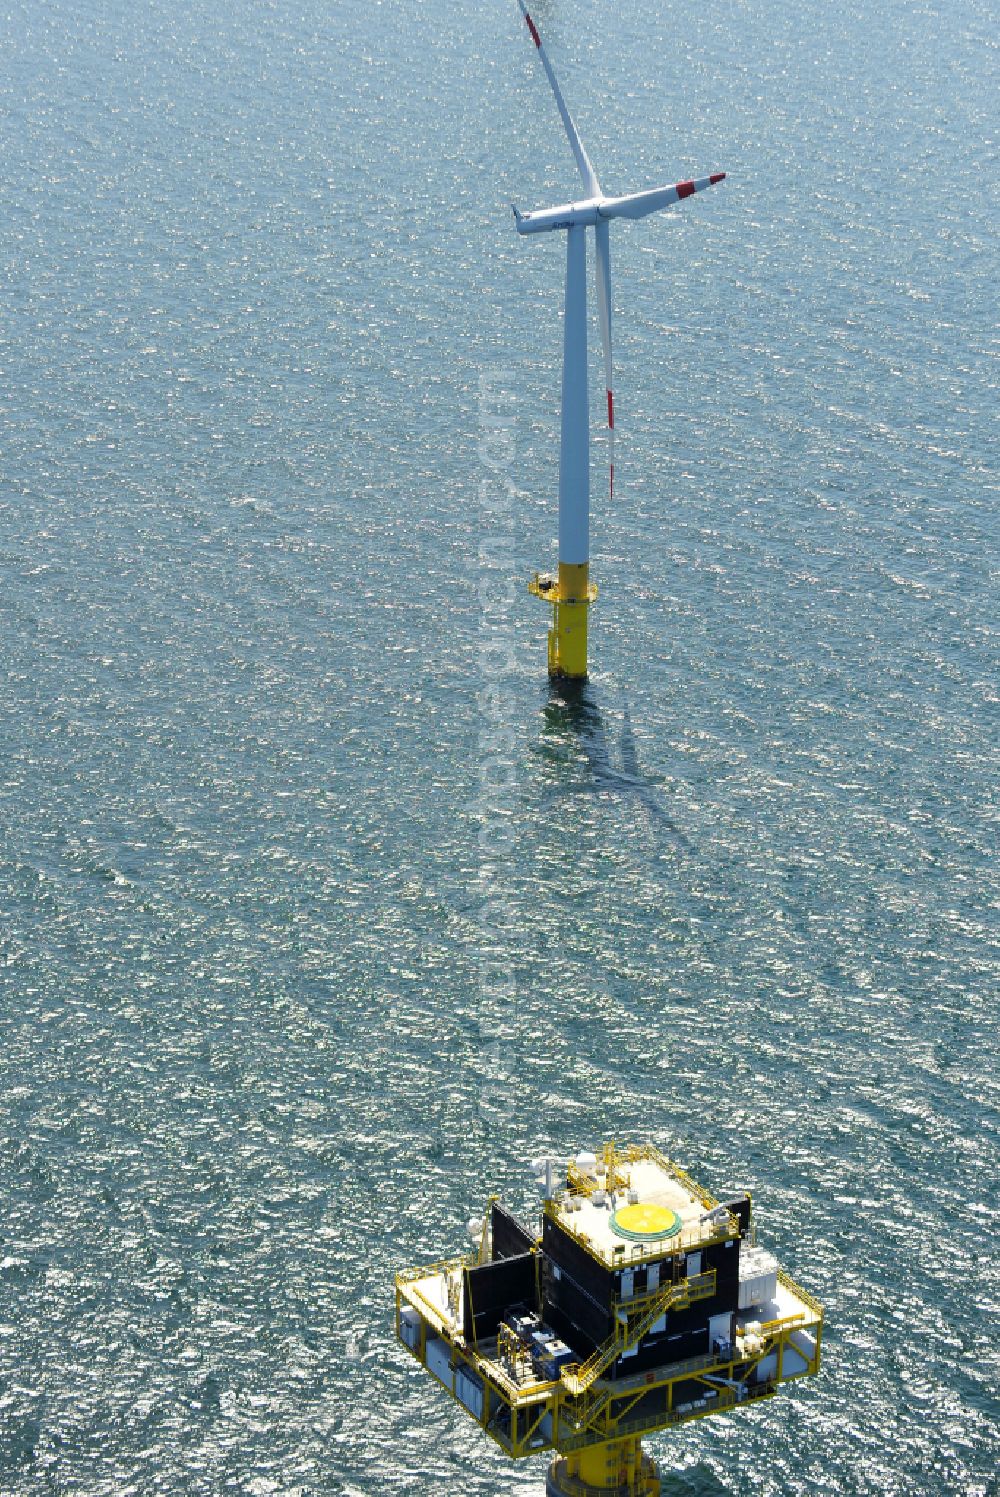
[
  {"xmin": 396, "ymin": 1280, "xmax": 822, "ymax": 1453},
  {"xmin": 397, "ymin": 1260, "xmax": 821, "ymax": 1459}
]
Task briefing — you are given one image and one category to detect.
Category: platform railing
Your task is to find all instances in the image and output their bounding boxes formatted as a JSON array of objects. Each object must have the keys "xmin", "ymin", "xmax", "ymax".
[{"xmin": 776, "ymin": 1266, "xmax": 824, "ymax": 1321}]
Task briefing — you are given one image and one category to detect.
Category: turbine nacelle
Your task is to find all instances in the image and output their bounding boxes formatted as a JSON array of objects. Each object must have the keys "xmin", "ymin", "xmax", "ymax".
[
  {"xmin": 513, "ymin": 196, "xmax": 602, "ymax": 233},
  {"xmin": 513, "ymin": 174, "xmax": 727, "ymax": 235}
]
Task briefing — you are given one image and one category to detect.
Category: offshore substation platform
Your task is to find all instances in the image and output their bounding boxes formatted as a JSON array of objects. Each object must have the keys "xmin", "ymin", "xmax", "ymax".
[{"xmin": 395, "ymin": 1142, "xmax": 822, "ymax": 1495}]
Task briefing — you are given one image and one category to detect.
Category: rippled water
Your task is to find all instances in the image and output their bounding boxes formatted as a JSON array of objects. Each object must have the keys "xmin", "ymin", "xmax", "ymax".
[{"xmin": 1, "ymin": 0, "xmax": 997, "ymax": 1493}]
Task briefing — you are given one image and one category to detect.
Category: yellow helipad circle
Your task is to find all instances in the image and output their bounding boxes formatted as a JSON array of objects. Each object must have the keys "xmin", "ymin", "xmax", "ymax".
[{"xmin": 611, "ymin": 1202, "xmax": 681, "ymax": 1241}]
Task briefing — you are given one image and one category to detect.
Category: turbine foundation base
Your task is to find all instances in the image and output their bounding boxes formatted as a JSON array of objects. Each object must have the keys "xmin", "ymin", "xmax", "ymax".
[
  {"xmin": 529, "ymin": 561, "xmax": 597, "ymax": 679},
  {"xmin": 546, "ymin": 1439, "xmax": 660, "ymax": 1496}
]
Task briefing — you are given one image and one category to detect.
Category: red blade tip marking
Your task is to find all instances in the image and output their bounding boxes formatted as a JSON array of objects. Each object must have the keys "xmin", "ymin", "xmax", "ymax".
[
  {"xmin": 525, "ymin": 12, "xmax": 541, "ymax": 47},
  {"xmin": 710, "ymin": 172, "xmax": 726, "ymax": 185}
]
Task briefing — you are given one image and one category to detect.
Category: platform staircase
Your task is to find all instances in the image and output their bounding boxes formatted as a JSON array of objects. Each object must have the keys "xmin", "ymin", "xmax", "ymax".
[{"xmin": 561, "ymin": 1270, "xmax": 717, "ymax": 1431}]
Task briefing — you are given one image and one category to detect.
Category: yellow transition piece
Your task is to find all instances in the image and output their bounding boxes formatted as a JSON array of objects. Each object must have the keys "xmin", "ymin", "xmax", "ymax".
[
  {"xmin": 529, "ymin": 562, "xmax": 598, "ymax": 679},
  {"xmin": 551, "ymin": 1437, "xmax": 660, "ymax": 1495}
]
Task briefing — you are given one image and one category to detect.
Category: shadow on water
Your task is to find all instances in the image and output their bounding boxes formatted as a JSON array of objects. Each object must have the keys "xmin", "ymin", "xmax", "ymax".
[{"xmin": 535, "ymin": 679, "xmax": 690, "ymax": 849}]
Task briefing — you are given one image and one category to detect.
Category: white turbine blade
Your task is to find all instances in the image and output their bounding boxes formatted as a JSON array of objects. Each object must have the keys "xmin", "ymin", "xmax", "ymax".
[
  {"xmin": 516, "ymin": 1, "xmax": 600, "ymax": 199},
  {"xmin": 601, "ymin": 173, "xmax": 726, "ymax": 222},
  {"xmin": 594, "ymin": 217, "xmax": 614, "ymax": 500}
]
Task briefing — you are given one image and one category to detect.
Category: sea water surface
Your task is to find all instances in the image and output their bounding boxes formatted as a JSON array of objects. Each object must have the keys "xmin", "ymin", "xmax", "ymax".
[{"xmin": 1, "ymin": 0, "xmax": 997, "ymax": 1493}]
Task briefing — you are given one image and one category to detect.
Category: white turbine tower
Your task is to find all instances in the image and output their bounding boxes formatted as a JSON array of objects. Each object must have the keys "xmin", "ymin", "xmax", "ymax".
[{"xmin": 515, "ymin": 0, "xmax": 725, "ymax": 680}]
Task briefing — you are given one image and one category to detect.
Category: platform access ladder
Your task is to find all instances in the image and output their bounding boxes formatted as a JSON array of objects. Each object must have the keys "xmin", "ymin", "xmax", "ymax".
[{"xmin": 561, "ymin": 1270, "xmax": 717, "ymax": 1431}]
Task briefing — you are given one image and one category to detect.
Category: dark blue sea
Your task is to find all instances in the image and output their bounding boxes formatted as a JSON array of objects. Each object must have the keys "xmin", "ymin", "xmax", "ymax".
[{"xmin": 1, "ymin": 0, "xmax": 996, "ymax": 1492}]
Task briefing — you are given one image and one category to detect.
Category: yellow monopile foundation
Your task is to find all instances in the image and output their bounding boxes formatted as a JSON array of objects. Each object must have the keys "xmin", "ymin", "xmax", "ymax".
[{"xmin": 552, "ymin": 561, "xmax": 591, "ymax": 679}]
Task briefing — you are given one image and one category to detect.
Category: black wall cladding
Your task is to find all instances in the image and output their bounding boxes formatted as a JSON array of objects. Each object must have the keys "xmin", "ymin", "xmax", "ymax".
[
  {"xmin": 724, "ymin": 1196, "xmax": 752, "ymax": 1238},
  {"xmin": 542, "ymin": 1215, "xmax": 614, "ymax": 1303},
  {"xmin": 463, "ymin": 1252, "xmax": 537, "ymax": 1345},
  {"xmin": 544, "ymin": 1263, "xmax": 613, "ymax": 1355},
  {"xmin": 492, "ymin": 1202, "xmax": 535, "ymax": 1261},
  {"xmin": 540, "ymin": 1215, "xmax": 617, "ymax": 1359}
]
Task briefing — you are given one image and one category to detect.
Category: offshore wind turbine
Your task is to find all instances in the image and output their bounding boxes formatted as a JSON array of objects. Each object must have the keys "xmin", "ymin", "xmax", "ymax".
[{"xmin": 513, "ymin": 0, "xmax": 726, "ymax": 679}]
